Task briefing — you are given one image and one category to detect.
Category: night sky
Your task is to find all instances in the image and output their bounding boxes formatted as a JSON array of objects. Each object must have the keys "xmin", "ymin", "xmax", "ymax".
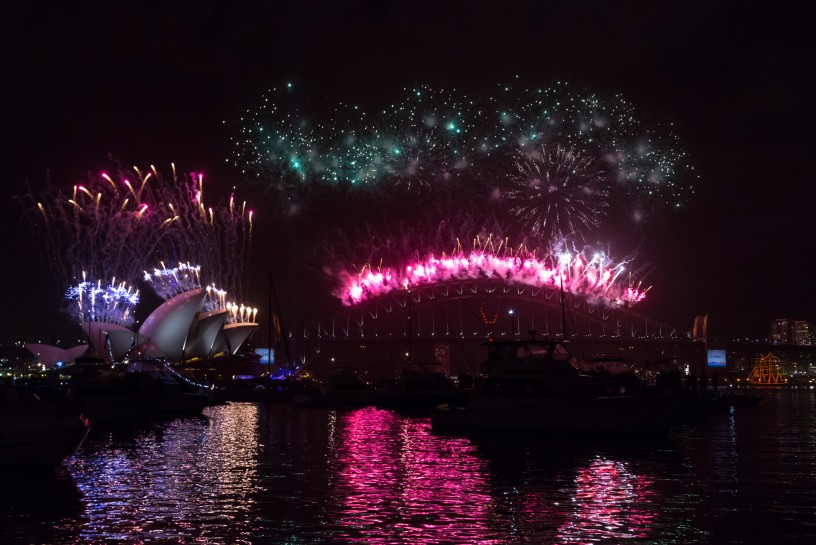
[{"xmin": 2, "ymin": 1, "xmax": 815, "ymax": 345}]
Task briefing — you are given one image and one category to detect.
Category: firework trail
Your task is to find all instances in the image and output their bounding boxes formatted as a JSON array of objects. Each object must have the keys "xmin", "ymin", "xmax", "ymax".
[
  {"xmin": 22, "ymin": 160, "xmax": 255, "ymax": 321},
  {"xmin": 146, "ymin": 169, "xmax": 255, "ymax": 300},
  {"xmin": 334, "ymin": 235, "xmax": 650, "ymax": 309},
  {"xmin": 231, "ymin": 82, "xmax": 691, "ymax": 315},
  {"xmin": 22, "ymin": 168, "xmax": 168, "ymax": 291}
]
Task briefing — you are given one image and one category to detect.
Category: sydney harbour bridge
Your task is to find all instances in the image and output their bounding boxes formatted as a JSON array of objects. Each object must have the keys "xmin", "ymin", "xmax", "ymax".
[{"xmin": 293, "ymin": 279, "xmax": 702, "ymax": 377}]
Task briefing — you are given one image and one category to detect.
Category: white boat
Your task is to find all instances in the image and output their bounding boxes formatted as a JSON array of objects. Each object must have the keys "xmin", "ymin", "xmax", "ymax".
[
  {"xmin": 431, "ymin": 336, "xmax": 703, "ymax": 435},
  {"xmin": 0, "ymin": 386, "xmax": 90, "ymax": 467}
]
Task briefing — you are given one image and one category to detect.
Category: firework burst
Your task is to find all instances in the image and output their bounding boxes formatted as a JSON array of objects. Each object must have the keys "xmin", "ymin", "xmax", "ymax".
[
  {"xmin": 22, "ymin": 161, "xmax": 255, "ymax": 305},
  {"xmin": 333, "ymin": 234, "xmax": 650, "ymax": 309},
  {"xmin": 143, "ymin": 263, "xmax": 259, "ymax": 325},
  {"xmin": 503, "ymin": 145, "xmax": 610, "ymax": 240},
  {"xmin": 232, "ymin": 82, "xmax": 694, "ymax": 251},
  {"xmin": 64, "ymin": 276, "xmax": 140, "ymax": 326}
]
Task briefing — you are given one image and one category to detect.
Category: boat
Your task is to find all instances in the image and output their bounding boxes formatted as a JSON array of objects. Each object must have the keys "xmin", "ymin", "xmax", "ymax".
[
  {"xmin": 375, "ymin": 361, "xmax": 470, "ymax": 412},
  {"xmin": 211, "ymin": 375, "xmax": 317, "ymax": 403},
  {"xmin": 125, "ymin": 359, "xmax": 213, "ymax": 416},
  {"xmin": 431, "ymin": 334, "xmax": 704, "ymax": 435},
  {"xmin": 63, "ymin": 358, "xmax": 212, "ymax": 421},
  {"xmin": 291, "ymin": 367, "xmax": 379, "ymax": 408},
  {"xmin": 0, "ymin": 385, "xmax": 90, "ymax": 467},
  {"xmin": 64, "ymin": 362, "xmax": 161, "ymax": 422},
  {"xmin": 576, "ymin": 353, "xmax": 635, "ymax": 374},
  {"xmin": 374, "ymin": 287, "xmax": 470, "ymax": 412}
]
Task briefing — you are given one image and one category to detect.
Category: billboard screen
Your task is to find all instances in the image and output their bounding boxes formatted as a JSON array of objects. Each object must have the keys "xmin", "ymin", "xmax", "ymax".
[
  {"xmin": 707, "ymin": 349, "xmax": 726, "ymax": 367},
  {"xmin": 254, "ymin": 348, "xmax": 274, "ymax": 365}
]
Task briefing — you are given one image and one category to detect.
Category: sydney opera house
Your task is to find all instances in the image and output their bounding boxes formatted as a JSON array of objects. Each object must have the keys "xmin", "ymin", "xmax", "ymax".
[{"xmin": 27, "ymin": 287, "xmax": 258, "ymax": 368}]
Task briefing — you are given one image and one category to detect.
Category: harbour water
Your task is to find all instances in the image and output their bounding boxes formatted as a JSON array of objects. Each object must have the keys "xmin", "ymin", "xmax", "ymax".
[{"xmin": 3, "ymin": 390, "xmax": 816, "ymax": 544}]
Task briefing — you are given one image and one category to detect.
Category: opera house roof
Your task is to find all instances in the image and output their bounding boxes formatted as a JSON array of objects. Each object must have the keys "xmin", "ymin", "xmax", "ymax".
[{"xmin": 34, "ymin": 288, "xmax": 257, "ymax": 365}]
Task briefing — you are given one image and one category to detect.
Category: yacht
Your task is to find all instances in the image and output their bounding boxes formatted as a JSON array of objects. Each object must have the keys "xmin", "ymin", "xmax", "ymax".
[
  {"xmin": 431, "ymin": 335, "xmax": 702, "ymax": 434},
  {"xmin": 63, "ymin": 358, "xmax": 211, "ymax": 421}
]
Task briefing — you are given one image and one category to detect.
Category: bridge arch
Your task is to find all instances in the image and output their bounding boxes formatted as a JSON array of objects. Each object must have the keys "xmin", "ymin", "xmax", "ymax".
[
  {"xmin": 303, "ymin": 279, "xmax": 687, "ymax": 342},
  {"xmin": 289, "ymin": 280, "xmax": 695, "ymax": 376}
]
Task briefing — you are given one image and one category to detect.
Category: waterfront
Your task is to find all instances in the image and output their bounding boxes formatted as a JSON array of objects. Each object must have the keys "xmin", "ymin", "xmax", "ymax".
[{"xmin": 2, "ymin": 390, "xmax": 816, "ymax": 544}]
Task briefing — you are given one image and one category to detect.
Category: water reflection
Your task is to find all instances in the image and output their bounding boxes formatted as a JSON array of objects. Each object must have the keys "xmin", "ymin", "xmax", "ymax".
[
  {"xmin": 5, "ymin": 393, "xmax": 815, "ymax": 544},
  {"xmin": 557, "ymin": 457, "xmax": 655, "ymax": 542},
  {"xmin": 331, "ymin": 407, "xmax": 500, "ymax": 544},
  {"xmin": 66, "ymin": 404, "xmax": 262, "ymax": 544}
]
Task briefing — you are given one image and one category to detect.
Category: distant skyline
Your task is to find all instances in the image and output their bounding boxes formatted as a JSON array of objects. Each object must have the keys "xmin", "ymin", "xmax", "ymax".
[{"xmin": 2, "ymin": 1, "xmax": 815, "ymax": 344}]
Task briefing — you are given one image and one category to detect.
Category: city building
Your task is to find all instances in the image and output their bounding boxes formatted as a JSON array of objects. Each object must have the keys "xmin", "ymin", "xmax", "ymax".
[
  {"xmin": 770, "ymin": 319, "xmax": 792, "ymax": 345},
  {"xmin": 770, "ymin": 318, "xmax": 815, "ymax": 346},
  {"xmin": 793, "ymin": 320, "xmax": 814, "ymax": 346}
]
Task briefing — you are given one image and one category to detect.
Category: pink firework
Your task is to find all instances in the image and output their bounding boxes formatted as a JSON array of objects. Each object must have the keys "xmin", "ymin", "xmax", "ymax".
[{"xmin": 336, "ymin": 246, "xmax": 650, "ymax": 308}]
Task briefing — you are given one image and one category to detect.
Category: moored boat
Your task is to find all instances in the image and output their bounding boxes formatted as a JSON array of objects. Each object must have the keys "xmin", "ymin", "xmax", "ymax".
[
  {"xmin": 126, "ymin": 359, "xmax": 213, "ymax": 416},
  {"xmin": 63, "ymin": 358, "xmax": 212, "ymax": 421},
  {"xmin": 292, "ymin": 367, "xmax": 379, "ymax": 408},
  {"xmin": 64, "ymin": 363, "xmax": 161, "ymax": 422},
  {"xmin": 375, "ymin": 361, "xmax": 470, "ymax": 412},
  {"xmin": 431, "ymin": 335, "xmax": 703, "ymax": 435}
]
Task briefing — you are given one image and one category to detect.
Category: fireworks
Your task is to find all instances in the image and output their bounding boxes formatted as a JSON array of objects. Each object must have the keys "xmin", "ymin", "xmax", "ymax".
[
  {"xmin": 232, "ymin": 82, "xmax": 694, "ymax": 214},
  {"xmin": 335, "ymin": 236, "xmax": 650, "ymax": 309},
  {"xmin": 143, "ymin": 262, "xmax": 202, "ymax": 300},
  {"xmin": 205, "ymin": 283, "xmax": 258, "ymax": 324},
  {"xmin": 143, "ymin": 263, "xmax": 258, "ymax": 325},
  {"xmin": 22, "ymin": 161, "xmax": 255, "ymax": 315},
  {"xmin": 503, "ymin": 145, "xmax": 610, "ymax": 240},
  {"xmin": 147, "ymin": 170, "xmax": 255, "ymax": 299},
  {"xmin": 64, "ymin": 276, "xmax": 140, "ymax": 326}
]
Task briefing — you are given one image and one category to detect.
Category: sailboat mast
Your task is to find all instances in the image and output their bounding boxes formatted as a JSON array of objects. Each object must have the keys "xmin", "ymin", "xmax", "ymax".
[
  {"xmin": 406, "ymin": 288, "xmax": 413, "ymax": 364},
  {"xmin": 560, "ymin": 276, "xmax": 568, "ymax": 340},
  {"xmin": 269, "ymin": 272, "xmax": 293, "ymax": 373}
]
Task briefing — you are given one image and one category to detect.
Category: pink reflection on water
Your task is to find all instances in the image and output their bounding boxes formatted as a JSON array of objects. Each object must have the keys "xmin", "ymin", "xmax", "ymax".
[
  {"xmin": 556, "ymin": 457, "xmax": 655, "ymax": 543},
  {"xmin": 332, "ymin": 407, "xmax": 502, "ymax": 544}
]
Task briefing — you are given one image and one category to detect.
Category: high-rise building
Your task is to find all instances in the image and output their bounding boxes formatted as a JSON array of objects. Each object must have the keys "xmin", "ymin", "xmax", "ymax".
[
  {"xmin": 793, "ymin": 320, "xmax": 814, "ymax": 346},
  {"xmin": 770, "ymin": 318, "xmax": 792, "ymax": 344},
  {"xmin": 769, "ymin": 318, "xmax": 815, "ymax": 345}
]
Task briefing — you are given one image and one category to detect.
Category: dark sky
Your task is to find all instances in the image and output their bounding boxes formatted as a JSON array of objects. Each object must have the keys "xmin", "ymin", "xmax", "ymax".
[{"xmin": 2, "ymin": 0, "xmax": 815, "ymax": 345}]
